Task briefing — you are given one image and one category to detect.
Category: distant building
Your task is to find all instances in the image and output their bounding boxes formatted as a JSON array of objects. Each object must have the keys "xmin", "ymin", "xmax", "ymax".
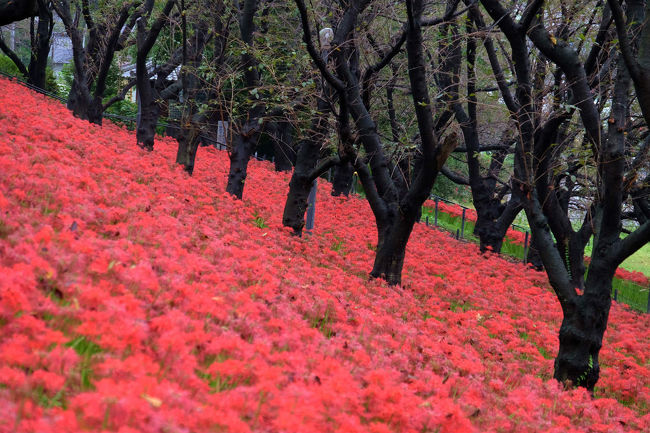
[{"xmin": 50, "ymin": 30, "xmax": 73, "ymax": 75}]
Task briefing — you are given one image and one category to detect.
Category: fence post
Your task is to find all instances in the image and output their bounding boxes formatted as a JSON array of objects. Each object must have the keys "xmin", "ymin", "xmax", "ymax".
[
  {"xmin": 456, "ymin": 229, "xmax": 460, "ymax": 239},
  {"xmin": 460, "ymin": 208, "xmax": 466, "ymax": 238},
  {"xmin": 523, "ymin": 231, "xmax": 529, "ymax": 263},
  {"xmin": 426, "ymin": 216, "xmax": 429, "ymax": 226},
  {"xmin": 613, "ymin": 289, "xmax": 618, "ymax": 301},
  {"xmin": 305, "ymin": 179, "xmax": 317, "ymax": 234},
  {"xmin": 434, "ymin": 198, "xmax": 439, "ymax": 226}
]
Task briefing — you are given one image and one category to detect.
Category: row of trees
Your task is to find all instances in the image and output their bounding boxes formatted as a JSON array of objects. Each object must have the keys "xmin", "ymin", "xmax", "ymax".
[{"xmin": 2, "ymin": 0, "xmax": 649, "ymax": 392}]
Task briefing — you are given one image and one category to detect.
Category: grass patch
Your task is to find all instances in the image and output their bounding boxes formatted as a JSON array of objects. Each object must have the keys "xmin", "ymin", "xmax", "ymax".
[
  {"xmin": 305, "ymin": 303, "xmax": 336, "ymax": 338},
  {"xmin": 195, "ymin": 369, "xmax": 246, "ymax": 393},
  {"xmin": 330, "ymin": 235, "xmax": 345, "ymax": 253},
  {"xmin": 449, "ymin": 299, "xmax": 475, "ymax": 312},
  {"xmin": 33, "ymin": 386, "xmax": 66, "ymax": 409},
  {"xmin": 421, "ymin": 205, "xmax": 650, "ymax": 313},
  {"xmin": 252, "ymin": 212, "xmax": 268, "ymax": 229},
  {"xmin": 65, "ymin": 336, "xmax": 102, "ymax": 390}
]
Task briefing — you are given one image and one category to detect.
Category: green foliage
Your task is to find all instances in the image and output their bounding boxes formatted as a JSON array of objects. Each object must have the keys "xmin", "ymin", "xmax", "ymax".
[
  {"xmin": 45, "ymin": 67, "xmax": 59, "ymax": 94},
  {"xmin": 0, "ymin": 54, "xmax": 22, "ymax": 76},
  {"xmin": 57, "ymin": 62, "xmax": 74, "ymax": 97},
  {"xmin": 253, "ymin": 212, "xmax": 268, "ymax": 228},
  {"xmin": 65, "ymin": 336, "xmax": 102, "ymax": 390}
]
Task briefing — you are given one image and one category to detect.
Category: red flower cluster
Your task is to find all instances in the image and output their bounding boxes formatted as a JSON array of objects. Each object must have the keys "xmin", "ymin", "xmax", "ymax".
[{"xmin": 0, "ymin": 77, "xmax": 649, "ymax": 433}]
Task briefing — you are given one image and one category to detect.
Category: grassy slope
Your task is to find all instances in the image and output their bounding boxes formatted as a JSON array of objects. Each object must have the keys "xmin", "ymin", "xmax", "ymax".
[
  {"xmin": 420, "ymin": 209, "xmax": 649, "ymax": 312},
  {"xmin": 0, "ymin": 77, "xmax": 649, "ymax": 433}
]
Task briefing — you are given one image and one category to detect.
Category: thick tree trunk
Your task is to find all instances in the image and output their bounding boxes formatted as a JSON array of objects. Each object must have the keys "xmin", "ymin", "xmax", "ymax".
[
  {"xmin": 554, "ymin": 268, "xmax": 613, "ymax": 391},
  {"xmin": 526, "ymin": 233, "xmax": 544, "ymax": 270},
  {"xmin": 67, "ymin": 80, "xmax": 103, "ymax": 125},
  {"xmin": 176, "ymin": 120, "xmax": 201, "ymax": 175},
  {"xmin": 270, "ymin": 121, "xmax": 295, "ymax": 171},
  {"xmin": 27, "ymin": 0, "xmax": 52, "ymax": 89},
  {"xmin": 135, "ymin": 0, "xmax": 177, "ymax": 150},
  {"xmin": 370, "ymin": 208, "xmax": 416, "ymax": 286},
  {"xmin": 474, "ymin": 218, "xmax": 507, "ymax": 252},
  {"xmin": 331, "ymin": 160, "xmax": 354, "ymax": 196},
  {"xmin": 282, "ymin": 171, "xmax": 313, "ymax": 235},
  {"xmin": 136, "ymin": 95, "xmax": 160, "ymax": 151},
  {"xmin": 226, "ymin": 130, "xmax": 258, "ymax": 199},
  {"xmin": 282, "ymin": 95, "xmax": 329, "ymax": 234},
  {"xmin": 0, "ymin": 0, "xmax": 38, "ymax": 26},
  {"xmin": 225, "ymin": 0, "xmax": 262, "ymax": 199}
]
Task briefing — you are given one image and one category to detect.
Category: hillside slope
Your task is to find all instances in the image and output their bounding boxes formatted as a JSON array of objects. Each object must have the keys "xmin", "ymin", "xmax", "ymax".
[{"xmin": 0, "ymin": 77, "xmax": 648, "ymax": 433}]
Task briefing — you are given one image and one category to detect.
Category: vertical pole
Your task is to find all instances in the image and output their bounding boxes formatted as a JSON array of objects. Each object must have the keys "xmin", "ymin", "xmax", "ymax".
[
  {"xmin": 456, "ymin": 229, "xmax": 460, "ymax": 240},
  {"xmin": 426, "ymin": 216, "xmax": 429, "ymax": 226},
  {"xmin": 613, "ymin": 288, "xmax": 618, "ymax": 301},
  {"xmin": 460, "ymin": 208, "xmax": 466, "ymax": 238},
  {"xmin": 305, "ymin": 179, "xmax": 317, "ymax": 234},
  {"xmin": 136, "ymin": 89, "xmax": 141, "ymax": 131},
  {"xmin": 523, "ymin": 231, "xmax": 529, "ymax": 263},
  {"xmin": 434, "ymin": 198, "xmax": 439, "ymax": 226}
]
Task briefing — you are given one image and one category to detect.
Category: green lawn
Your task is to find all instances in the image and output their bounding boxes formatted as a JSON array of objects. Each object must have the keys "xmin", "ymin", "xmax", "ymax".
[{"xmin": 619, "ymin": 243, "xmax": 650, "ymax": 275}]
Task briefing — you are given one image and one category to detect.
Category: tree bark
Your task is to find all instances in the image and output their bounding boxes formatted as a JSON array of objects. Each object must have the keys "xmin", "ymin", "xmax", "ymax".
[
  {"xmin": 554, "ymin": 268, "xmax": 613, "ymax": 390},
  {"xmin": 135, "ymin": 0, "xmax": 175, "ymax": 150},
  {"xmin": 269, "ymin": 120, "xmax": 295, "ymax": 171},
  {"xmin": 67, "ymin": 80, "xmax": 104, "ymax": 124},
  {"xmin": 0, "ymin": 0, "xmax": 38, "ymax": 26},
  {"xmin": 27, "ymin": 0, "xmax": 52, "ymax": 89},
  {"xmin": 282, "ymin": 94, "xmax": 330, "ymax": 234},
  {"xmin": 226, "ymin": 128, "xmax": 259, "ymax": 198},
  {"xmin": 331, "ymin": 160, "xmax": 354, "ymax": 196},
  {"xmin": 176, "ymin": 118, "xmax": 202, "ymax": 174},
  {"xmin": 225, "ymin": 0, "xmax": 263, "ymax": 199}
]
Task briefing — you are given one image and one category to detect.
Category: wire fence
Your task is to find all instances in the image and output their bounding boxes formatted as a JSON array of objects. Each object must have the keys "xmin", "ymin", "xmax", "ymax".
[{"xmin": 2, "ymin": 71, "xmax": 648, "ymax": 313}]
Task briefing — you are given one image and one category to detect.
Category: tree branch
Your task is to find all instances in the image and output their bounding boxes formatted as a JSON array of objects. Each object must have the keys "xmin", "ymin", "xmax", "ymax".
[
  {"xmin": 308, "ymin": 156, "xmax": 341, "ymax": 182},
  {"xmin": 0, "ymin": 35, "xmax": 29, "ymax": 77},
  {"xmin": 294, "ymin": 0, "xmax": 345, "ymax": 92},
  {"xmin": 615, "ymin": 220, "xmax": 650, "ymax": 264},
  {"xmin": 607, "ymin": 0, "xmax": 642, "ymax": 82},
  {"xmin": 441, "ymin": 166, "xmax": 470, "ymax": 184}
]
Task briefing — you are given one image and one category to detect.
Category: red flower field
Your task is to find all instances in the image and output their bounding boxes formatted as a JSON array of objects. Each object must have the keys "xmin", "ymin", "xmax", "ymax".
[{"xmin": 0, "ymin": 77, "xmax": 649, "ymax": 432}]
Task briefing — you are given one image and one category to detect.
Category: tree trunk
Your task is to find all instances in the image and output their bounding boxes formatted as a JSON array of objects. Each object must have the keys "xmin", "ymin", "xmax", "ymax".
[
  {"xmin": 474, "ymin": 218, "xmax": 507, "ymax": 252},
  {"xmin": 526, "ymin": 233, "xmax": 544, "ymax": 270},
  {"xmin": 0, "ymin": 0, "xmax": 38, "ymax": 26},
  {"xmin": 282, "ymin": 95, "xmax": 329, "ymax": 234},
  {"xmin": 331, "ymin": 159, "xmax": 354, "ymax": 196},
  {"xmin": 370, "ymin": 208, "xmax": 415, "ymax": 286},
  {"xmin": 27, "ymin": 0, "xmax": 52, "ymax": 89},
  {"xmin": 270, "ymin": 120, "xmax": 295, "ymax": 171},
  {"xmin": 282, "ymin": 171, "xmax": 313, "ymax": 235},
  {"xmin": 67, "ymin": 80, "xmax": 103, "ymax": 125},
  {"xmin": 554, "ymin": 267, "xmax": 613, "ymax": 391},
  {"xmin": 176, "ymin": 120, "xmax": 201, "ymax": 175},
  {"xmin": 136, "ymin": 92, "xmax": 160, "ymax": 151},
  {"xmin": 225, "ymin": 0, "xmax": 262, "ymax": 199},
  {"xmin": 226, "ymin": 129, "xmax": 258, "ymax": 199}
]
